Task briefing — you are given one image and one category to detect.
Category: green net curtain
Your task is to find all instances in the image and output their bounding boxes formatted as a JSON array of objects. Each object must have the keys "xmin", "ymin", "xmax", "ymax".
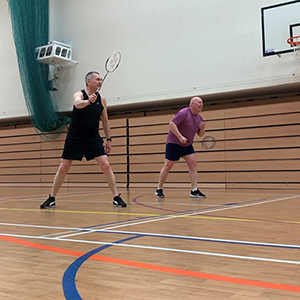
[{"xmin": 8, "ymin": 0, "xmax": 70, "ymax": 137}]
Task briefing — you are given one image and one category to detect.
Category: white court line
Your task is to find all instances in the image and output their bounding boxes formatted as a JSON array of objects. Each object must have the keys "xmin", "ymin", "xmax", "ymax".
[
  {"xmin": 1, "ymin": 193, "xmax": 299, "ymax": 240},
  {"xmin": 1, "ymin": 193, "xmax": 299, "ymax": 266},
  {"xmin": 1, "ymin": 222, "xmax": 299, "ymax": 249},
  {"xmin": 22, "ymin": 193, "xmax": 300, "ymax": 240},
  {"xmin": 1, "ymin": 232, "xmax": 299, "ymax": 265},
  {"xmin": 98, "ymin": 193, "xmax": 300, "ymax": 232}
]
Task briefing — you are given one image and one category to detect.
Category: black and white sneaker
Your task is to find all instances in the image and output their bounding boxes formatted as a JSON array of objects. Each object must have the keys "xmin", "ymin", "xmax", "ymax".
[
  {"xmin": 113, "ymin": 194, "xmax": 127, "ymax": 207},
  {"xmin": 40, "ymin": 195, "xmax": 56, "ymax": 209},
  {"xmin": 190, "ymin": 189, "xmax": 206, "ymax": 198},
  {"xmin": 155, "ymin": 188, "xmax": 165, "ymax": 198}
]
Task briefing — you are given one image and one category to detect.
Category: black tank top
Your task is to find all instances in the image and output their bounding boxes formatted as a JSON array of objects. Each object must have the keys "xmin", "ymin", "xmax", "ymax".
[{"xmin": 68, "ymin": 89, "xmax": 104, "ymax": 137}]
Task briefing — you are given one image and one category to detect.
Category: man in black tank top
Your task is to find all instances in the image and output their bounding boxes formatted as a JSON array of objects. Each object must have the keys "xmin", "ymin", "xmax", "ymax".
[{"xmin": 40, "ymin": 71, "xmax": 126, "ymax": 208}]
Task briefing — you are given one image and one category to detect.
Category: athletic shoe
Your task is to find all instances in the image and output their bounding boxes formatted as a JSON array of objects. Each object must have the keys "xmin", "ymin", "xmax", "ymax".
[
  {"xmin": 113, "ymin": 194, "xmax": 127, "ymax": 207},
  {"xmin": 190, "ymin": 189, "xmax": 206, "ymax": 198},
  {"xmin": 155, "ymin": 188, "xmax": 165, "ymax": 198},
  {"xmin": 40, "ymin": 195, "xmax": 56, "ymax": 209}
]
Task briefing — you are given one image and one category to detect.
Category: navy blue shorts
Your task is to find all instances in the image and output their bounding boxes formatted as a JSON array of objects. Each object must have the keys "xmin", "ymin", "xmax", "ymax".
[
  {"xmin": 165, "ymin": 143, "xmax": 195, "ymax": 161},
  {"xmin": 62, "ymin": 133, "xmax": 106, "ymax": 161}
]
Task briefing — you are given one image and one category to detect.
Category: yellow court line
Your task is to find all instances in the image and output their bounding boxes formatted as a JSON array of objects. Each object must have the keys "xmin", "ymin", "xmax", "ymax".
[
  {"xmin": 183, "ymin": 215, "xmax": 261, "ymax": 222},
  {"xmin": 0, "ymin": 207, "xmax": 299, "ymax": 224},
  {"xmin": 0, "ymin": 207, "xmax": 157, "ymax": 217}
]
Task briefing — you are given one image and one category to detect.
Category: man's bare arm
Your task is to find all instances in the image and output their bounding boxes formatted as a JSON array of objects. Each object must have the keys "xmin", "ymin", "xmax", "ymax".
[{"xmin": 73, "ymin": 91, "xmax": 97, "ymax": 109}]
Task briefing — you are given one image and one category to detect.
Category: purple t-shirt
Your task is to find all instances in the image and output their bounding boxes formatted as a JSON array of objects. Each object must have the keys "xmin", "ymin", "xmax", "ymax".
[{"xmin": 166, "ymin": 107, "xmax": 204, "ymax": 146}]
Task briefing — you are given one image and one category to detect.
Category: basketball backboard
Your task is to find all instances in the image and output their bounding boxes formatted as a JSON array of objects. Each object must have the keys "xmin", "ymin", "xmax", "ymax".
[{"xmin": 261, "ymin": 0, "xmax": 300, "ymax": 56}]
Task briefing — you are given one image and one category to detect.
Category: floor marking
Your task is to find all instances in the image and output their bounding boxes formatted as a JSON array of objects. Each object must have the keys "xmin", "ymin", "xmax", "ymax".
[
  {"xmin": 1, "ymin": 194, "xmax": 299, "ymax": 224},
  {"xmin": 0, "ymin": 223, "xmax": 299, "ymax": 249},
  {"xmin": 98, "ymin": 194, "xmax": 300, "ymax": 232},
  {"xmin": 0, "ymin": 190, "xmax": 111, "ymax": 202},
  {"xmin": 1, "ymin": 234, "xmax": 300, "ymax": 293},
  {"xmin": 1, "ymin": 206, "xmax": 299, "ymax": 226},
  {"xmin": 133, "ymin": 193, "xmax": 300, "ymax": 211},
  {"xmin": 0, "ymin": 207, "xmax": 159, "ymax": 216},
  {"xmin": 1, "ymin": 232, "xmax": 299, "ymax": 265},
  {"xmin": 203, "ymin": 214, "xmax": 300, "ymax": 225},
  {"xmin": 1, "ymin": 193, "xmax": 299, "ymax": 241},
  {"xmin": 0, "ymin": 193, "xmax": 298, "ymax": 242},
  {"xmin": 1, "ymin": 192, "xmax": 300, "ymax": 294},
  {"xmin": 102, "ymin": 229, "xmax": 300, "ymax": 249},
  {"xmin": 63, "ymin": 235, "xmax": 141, "ymax": 300}
]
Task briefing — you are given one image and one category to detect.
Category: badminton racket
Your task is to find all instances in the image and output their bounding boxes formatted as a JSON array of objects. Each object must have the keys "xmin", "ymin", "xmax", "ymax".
[
  {"xmin": 96, "ymin": 50, "xmax": 121, "ymax": 93},
  {"xmin": 187, "ymin": 136, "xmax": 216, "ymax": 149}
]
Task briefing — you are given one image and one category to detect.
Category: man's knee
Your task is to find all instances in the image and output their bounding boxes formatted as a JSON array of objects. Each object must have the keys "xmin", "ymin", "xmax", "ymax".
[
  {"xmin": 163, "ymin": 160, "xmax": 175, "ymax": 171},
  {"xmin": 57, "ymin": 165, "xmax": 68, "ymax": 176},
  {"xmin": 98, "ymin": 159, "xmax": 111, "ymax": 173},
  {"xmin": 187, "ymin": 160, "xmax": 197, "ymax": 170},
  {"xmin": 58, "ymin": 160, "xmax": 72, "ymax": 175}
]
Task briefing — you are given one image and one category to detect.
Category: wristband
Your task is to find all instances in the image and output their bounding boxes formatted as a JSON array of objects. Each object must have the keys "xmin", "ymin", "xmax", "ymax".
[{"xmin": 106, "ymin": 138, "xmax": 112, "ymax": 142}]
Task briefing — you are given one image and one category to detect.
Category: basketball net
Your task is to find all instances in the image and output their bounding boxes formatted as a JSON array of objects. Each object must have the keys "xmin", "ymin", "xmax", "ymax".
[{"xmin": 287, "ymin": 36, "xmax": 300, "ymax": 61}]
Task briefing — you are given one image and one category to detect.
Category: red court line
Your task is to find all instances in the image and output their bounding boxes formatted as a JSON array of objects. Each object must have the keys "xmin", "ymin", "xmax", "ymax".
[{"xmin": 1, "ymin": 234, "xmax": 299, "ymax": 293}]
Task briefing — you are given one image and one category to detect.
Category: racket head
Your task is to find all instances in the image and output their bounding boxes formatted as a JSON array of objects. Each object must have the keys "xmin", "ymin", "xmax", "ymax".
[
  {"xmin": 105, "ymin": 50, "xmax": 121, "ymax": 73},
  {"xmin": 202, "ymin": 136, "xmax": 216, "ymax": 149}
]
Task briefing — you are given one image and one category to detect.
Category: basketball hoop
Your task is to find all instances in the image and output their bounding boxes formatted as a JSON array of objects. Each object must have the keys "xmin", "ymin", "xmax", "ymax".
[{"xmin": 287, "ymin": 36, "xmax": 300, "ymax": 60}]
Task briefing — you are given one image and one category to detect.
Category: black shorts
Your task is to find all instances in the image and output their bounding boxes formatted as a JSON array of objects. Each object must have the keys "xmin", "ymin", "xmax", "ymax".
[
  {"xmin": 62, "ymin": 133, "xmax": 106, "ymax": 161},
  {"xmin": 165, "ymin": 143, "xmax": 195, "ymax": 161}
]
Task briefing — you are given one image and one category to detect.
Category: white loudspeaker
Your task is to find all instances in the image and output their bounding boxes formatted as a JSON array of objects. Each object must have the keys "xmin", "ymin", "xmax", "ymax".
[{"xmin": 36, "ymin": 41, "xmax": 78, "ymax": 65}]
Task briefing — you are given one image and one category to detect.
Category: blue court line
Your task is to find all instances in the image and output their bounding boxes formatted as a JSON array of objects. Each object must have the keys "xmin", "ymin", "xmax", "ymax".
[
  {"xmin": 75, "ymin": 202, "xmax": 229, "ymax": 233},
  {"xmin": 62, "ymin": 228, "xmax": 300, "ymax": 299},
  {"xmin": 54, "ymin": 227, "xmax": 300, "ymax": 250},
  {"xmin": 97, "ymin": 230, "xmax": 300, "ymax": 249},
  {"xmin": 63, "ymin": 234, "xmax": 142, "ymax": 300}
]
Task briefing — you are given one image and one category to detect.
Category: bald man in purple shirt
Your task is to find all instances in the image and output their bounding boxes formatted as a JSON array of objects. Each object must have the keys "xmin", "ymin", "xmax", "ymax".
[{"xmin": 155, "ymin": 97, "xmax": 206, "ymax": 199}]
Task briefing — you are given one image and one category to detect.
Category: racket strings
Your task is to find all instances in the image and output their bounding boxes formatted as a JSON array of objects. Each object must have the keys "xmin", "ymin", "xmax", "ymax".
[
  {"xmin": 106, "ymin": 52, "xmax": 121, "ymax": 72},
  {"xmin": 202, "ymin": 136, "xmax": 216, "ymax": 149}
]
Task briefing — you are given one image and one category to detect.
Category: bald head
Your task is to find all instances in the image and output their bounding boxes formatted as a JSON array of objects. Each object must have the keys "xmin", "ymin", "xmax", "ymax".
[
  {"xmin": 189, "ymin": 97, "xmax": 204, "ymax": 114},
  {"xmin": 190, "ymin": 96, "xmax": 203, "ymax": 105}
]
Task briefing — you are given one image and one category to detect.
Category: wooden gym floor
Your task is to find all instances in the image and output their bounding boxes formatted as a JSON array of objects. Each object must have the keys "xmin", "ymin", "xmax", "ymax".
[{"xmin": 0, "ymin": 186, "xmax": 299, "ymax": 300}]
